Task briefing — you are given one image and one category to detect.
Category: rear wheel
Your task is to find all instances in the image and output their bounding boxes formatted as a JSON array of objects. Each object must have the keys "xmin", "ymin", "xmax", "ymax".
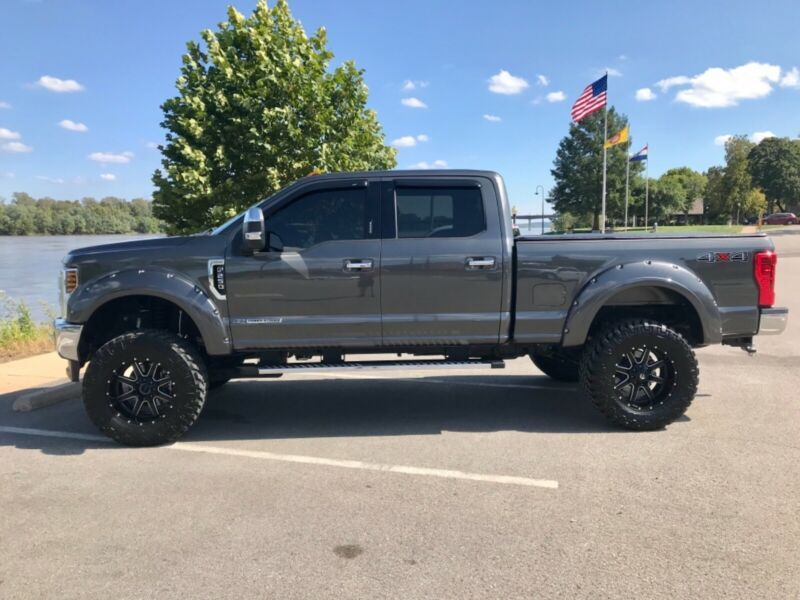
[
  {"xmin": 530, "ymin": 352, "xmax": 579, "ymax": 382},
  {"xmin": 82, "ymin": 329, "xmax": 208, "ymax": 446},
  {"xmin": 579, "ymin": 319, "xmax": 698, "ymax": 430}
]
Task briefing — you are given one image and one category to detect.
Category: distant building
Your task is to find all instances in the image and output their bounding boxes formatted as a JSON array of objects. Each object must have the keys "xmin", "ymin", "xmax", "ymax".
[{"xmin": 671, "ymin": 197, "xmax": 704, "ymax": 225}]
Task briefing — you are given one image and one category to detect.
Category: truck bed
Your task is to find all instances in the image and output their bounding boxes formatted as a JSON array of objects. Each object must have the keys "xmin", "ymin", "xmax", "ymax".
[{"xmin": 512, "ymin": 233, "xmax": 774, "ymax": 345}]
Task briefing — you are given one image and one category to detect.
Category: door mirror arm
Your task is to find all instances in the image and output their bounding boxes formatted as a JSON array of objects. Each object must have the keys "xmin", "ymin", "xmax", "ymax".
[{"xmin": 267, "ymin": 231, "xmax": 284, "ymax": 253}]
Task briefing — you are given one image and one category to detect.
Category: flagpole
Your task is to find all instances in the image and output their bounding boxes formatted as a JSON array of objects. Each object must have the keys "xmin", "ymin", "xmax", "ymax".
[
  {"xmin": 644, "ymin": 144, "xmax": 650, "ymax": 230},
  {"xmin": 601, "ymin": 105, "xmax": 608, "ymax": 233},
  {"xmin": 624, "ymin": 150, "xmax": 630, "ymax": 232}
]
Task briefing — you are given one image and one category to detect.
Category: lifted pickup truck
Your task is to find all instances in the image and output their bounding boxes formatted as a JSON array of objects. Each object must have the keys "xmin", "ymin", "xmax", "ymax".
[{"xmin": 55, "ymin": 170, "xmax": 788, "ymax": 445}]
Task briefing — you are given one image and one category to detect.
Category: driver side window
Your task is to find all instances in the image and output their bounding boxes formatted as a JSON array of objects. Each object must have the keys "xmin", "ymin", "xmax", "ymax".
[{"xmin": 266, "ymin": 187, "xmax": 371, "ymax": 250}]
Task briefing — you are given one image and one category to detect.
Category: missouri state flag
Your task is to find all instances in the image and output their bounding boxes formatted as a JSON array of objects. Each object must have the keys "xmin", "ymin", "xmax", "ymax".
[
  {"xmin": 629, "ymin": 144, "xmax": 649, "ymax": 161},
  {"xmin": 603, "ymin": 126, "xmax": 629, "ymax": 149},
  {"xmin": 571, "ymin": 74, "xmax": 607, "ymax": 122}
]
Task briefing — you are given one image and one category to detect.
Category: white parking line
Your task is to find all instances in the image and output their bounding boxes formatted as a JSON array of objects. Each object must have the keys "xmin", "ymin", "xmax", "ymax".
[
  {"xmin": 0, "ymin": 425, "xmax": 559, "ymax": 490},
  {"xmin": 172, "ymin": 442, "xmax": 559, "ymax": 489}
]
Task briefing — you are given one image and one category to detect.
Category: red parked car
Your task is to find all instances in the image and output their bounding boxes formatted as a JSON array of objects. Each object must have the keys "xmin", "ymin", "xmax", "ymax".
[{"xmin": 764, "ymin": 212, "xmax": 798, "ymax": 225}]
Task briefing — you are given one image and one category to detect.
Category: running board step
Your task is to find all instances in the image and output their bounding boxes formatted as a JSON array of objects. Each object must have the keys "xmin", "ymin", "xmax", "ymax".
[{"xmin": 230, "ymin": 359, "xmax": 505, "ymax": 377}]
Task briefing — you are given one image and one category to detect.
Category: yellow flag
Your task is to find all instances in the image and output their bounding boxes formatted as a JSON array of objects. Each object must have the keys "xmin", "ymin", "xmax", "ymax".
[{"xmin": 604, "ymin": 126, "xmax": 629, "ymax": 149}]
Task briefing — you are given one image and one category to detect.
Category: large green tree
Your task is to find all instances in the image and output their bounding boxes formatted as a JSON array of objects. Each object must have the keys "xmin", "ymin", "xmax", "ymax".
[
  {"xmin": 152, "ymin": 0, "xmax": 397, "ymax": 234},
  {"xmin": 748, "ymin": 137, "xmax": 800, "ymax": 213},
  {"xmin": 651, "ymin": 167, "xmax": 707, "ymax": 219},
  {"xmin": 550, "ymin": 108, "xmax": 643, "ymax": 229},
  {"xmin": 720, "ymin": 136, "xmax": 755, "ymax": 222}
]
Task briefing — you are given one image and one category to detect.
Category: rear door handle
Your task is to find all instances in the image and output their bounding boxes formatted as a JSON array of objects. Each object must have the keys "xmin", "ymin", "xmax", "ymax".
[
  {"xmin": 466, "ymin": 257, "xmax": 496, "ymax": 269},
  {"xmin": 344, "ymin": 259, "xmax": 374, "ymax": 271}
]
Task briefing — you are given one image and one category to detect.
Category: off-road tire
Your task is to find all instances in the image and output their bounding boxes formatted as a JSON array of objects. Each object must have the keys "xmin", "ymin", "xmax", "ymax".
[
  {"xmin": 579, "ymin": 319, "xmax": 698, "ymax": 430},
  {"xmin": 530, "ymin": 353, "xmax": 579, "ymax": 382},
  {"xmin": 83, "ymin": 329, "xmax": 208, "ymax": 446}
]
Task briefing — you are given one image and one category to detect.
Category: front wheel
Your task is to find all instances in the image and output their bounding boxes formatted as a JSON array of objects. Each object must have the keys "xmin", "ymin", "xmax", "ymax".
[
  {"xmin": 82, "ymin": 330, "xmax": 208, "ymax": 446},
  {"xmin": 579, "ymin": 319, "xmax": 698, "ymax": 430}
]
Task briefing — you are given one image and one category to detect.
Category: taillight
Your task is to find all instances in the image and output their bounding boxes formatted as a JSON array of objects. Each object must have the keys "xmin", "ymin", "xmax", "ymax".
[{"xmin": 753, "ymin": 251, "xmax": 777, "ymax": 307}]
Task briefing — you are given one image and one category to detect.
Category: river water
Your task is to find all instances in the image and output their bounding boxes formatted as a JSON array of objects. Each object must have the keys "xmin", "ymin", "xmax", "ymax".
[
  {"xmin": 0, "ymin": 234, "xmax": 162, "ymax": 319},
  {"xmin": 1, "ymin": 222, "xmax": 550, "ymax": 321}
]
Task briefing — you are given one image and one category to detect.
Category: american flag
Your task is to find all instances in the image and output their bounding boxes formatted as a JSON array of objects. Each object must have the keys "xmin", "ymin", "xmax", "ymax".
[{"xmin": 570, "ymin": 74, "xmax": 607, "ymax": 122}]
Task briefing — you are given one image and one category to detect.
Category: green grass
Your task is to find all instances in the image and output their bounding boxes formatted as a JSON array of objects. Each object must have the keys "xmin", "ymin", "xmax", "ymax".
[
  {"xmin": 0, "ymin": 293, "xmax": 54, "ymax": 363},
  {"xmin": 637, "ymin": 225, "xmax": 744, "ymax": 234},
  {"xmin": 547, "ymin": 225, "xmax": 746, "ymax": 235}
]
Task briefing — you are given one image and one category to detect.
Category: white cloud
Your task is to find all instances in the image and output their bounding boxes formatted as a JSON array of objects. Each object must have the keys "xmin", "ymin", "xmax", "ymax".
[
  {"xmin": 0, "ymin": 128, "xmax": 21, "ymax": 140},
  {"xmin": 58, "ymin": 119, "xmax": 88, "ymax": 132},
  {"xmin": 36, "ymin": 75, "xmax": 84, "ymax": 93},
  {"xmin": 545, "ymin": 91, "xmax": 566, "ymax": 103},
  {"xmin": 145, "ymin": 141, "xmax": 160, "ymax": 149},
  {"xmin": 488, "ymin": 70, "xmax": 529, "ymax": 95},
  {"xmin": 2, "ymin": 172, "xmax": 15, "ymax": 179},
  {"xmin": 0, "ymin": 102, "xmax": 10, "ymax": 109},
  {"xmin": 635, "ymin": 87, "xmax": 657, "ymax": 101},
  {"xmin": 412, "ymin": 160, "xmax": 448, "ymax": 169},
  {"xmin": 780, "ymin": 67, "xmax": 800, "ymax": 88},
  {"xmin": 536, "ymin": 74, "xmax": 549, "ymax": 86},
  {"xmin": 618, "ymin": 54, "xmax": 628, "ymax": 61},
  {"xmin": 1, "ymin": 141, "xmax": 32, "ymax": 153},
  {"xmin": 402, "ymin": 79, "xmax": 428, "ymax": 91},
  {"xmin": 751, "ymin": 131, "xmax": 776, "ymax": 143},
  {"xmin": 88, "ymin": 151, "xmax": 134, "ymax": 164},
  {"xmin": 100, "ymin": 173, "xmax": 116, "ymax": 181},
  {"xmin": 656, "ymin": 75, "xmax": 691, "ymax": 91},
  {"xmin": 714, "ymin": 134, "xmax": 732, "ymax": 146},
  {"xmin": 392, "ymin": 136, "xmax": 416, "ymax": 148},
  {"xmin": 605, "ymin": 68, "xmax": 623, "ymax": 77},
  {"xmin": 483, "ymin": 114, "xmax": 502, "ymax": 122},
  {"xmin": 391, "ymin": 134, "xmax": 429, "ymax": 148},
  {"xmin": 401, "ymin": 97, "xmax": 427, "ymax": 109},
  {"xmin": 36, "ymin": 175, "xmax": 65, "ymax": 184},
  {"xmin": 659, "ymin": 62, "xmax": 781, "ymax": 108}
]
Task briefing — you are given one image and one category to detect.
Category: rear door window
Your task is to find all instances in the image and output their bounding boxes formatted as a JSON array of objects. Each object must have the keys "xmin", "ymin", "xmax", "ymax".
[{"xmin": 395, "ymin": 187, "xmax": 485, "ymax": 238}]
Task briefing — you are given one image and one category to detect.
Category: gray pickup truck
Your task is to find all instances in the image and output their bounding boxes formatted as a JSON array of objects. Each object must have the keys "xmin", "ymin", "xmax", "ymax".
[{"xmin": 55, "ymin": 170, "xmax": 787, "ymax": 445}]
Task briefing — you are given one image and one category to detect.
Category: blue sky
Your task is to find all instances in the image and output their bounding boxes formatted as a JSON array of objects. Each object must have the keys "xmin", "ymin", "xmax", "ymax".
[{"xmin": 1, "ymin": 0, "xmax": 799, "ymax": 215}]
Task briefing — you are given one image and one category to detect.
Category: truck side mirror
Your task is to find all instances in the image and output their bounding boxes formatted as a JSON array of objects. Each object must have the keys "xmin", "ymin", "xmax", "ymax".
[{"xmin": 242, "ymin": 207, "xmax": 265, "ymax": 252}]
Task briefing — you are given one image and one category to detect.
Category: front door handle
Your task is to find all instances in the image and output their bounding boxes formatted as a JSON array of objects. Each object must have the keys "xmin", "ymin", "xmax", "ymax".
[
  {"xmin": 344, "ymin": 259, "xmax": 374, "ymax": 271},
  {"xmin": 466, "ymin": 257, "xmax": 496, "ymax": 269}
]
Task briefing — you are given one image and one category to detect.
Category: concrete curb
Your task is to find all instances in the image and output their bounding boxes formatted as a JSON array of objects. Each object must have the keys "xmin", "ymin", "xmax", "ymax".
[{"xmin": 12, "ymin": 382, "xmax": 80, "ymax": 412}]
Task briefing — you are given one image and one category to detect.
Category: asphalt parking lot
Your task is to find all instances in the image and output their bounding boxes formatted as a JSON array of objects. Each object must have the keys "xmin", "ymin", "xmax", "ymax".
[{"xmin": 1, "ymin": 229, "xmax": 799, "ymax": 599}]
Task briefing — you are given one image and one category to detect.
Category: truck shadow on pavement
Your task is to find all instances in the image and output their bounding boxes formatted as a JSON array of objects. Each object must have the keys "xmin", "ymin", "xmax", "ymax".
[
  {"xmin": 0, "ymin": 375, "xmax": 691, "ymax": 455},
  {"xmin": 192, "ymin": 375, "xmax": 681, "ymax": 440}
]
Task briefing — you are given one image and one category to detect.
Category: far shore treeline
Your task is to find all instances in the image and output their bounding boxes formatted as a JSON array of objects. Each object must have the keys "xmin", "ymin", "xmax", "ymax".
[{"xmin": 0, "ymin": 193, "xmax": 164, "ymax": 235}]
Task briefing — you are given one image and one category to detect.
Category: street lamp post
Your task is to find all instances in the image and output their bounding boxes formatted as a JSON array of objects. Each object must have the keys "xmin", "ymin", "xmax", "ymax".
[{"xmin": 535, "ymin": 185, "xmax": 545, "ymax": 235}]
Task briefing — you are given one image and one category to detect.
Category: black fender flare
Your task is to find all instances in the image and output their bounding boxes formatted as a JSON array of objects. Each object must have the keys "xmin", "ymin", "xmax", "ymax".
[
  {"xmin": 67, "ymin": 267, "xmax": 231, "ymax": 355},
  {"xmin": 561, "ymin": 260, "xmax": 722, "ymax": 347}
]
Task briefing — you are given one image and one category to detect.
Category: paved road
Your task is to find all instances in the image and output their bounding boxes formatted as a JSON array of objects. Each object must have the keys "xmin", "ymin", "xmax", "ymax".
[{"xmin": 2, "ymin": 229, "xmax": 799, "ymax": 599}]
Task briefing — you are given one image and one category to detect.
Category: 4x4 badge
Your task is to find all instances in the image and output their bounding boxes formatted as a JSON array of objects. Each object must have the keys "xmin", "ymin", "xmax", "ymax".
[{"xmin": 697, "ymin": 251, "xmax": 750, "ymax": 263}]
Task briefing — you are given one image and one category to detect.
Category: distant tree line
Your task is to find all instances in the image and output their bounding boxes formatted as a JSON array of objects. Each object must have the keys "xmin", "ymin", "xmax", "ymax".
[
  {"xmin": 0, "ymin": 193, "xmax": 164, "ymax": 235},
  {"xmin": 550, "ymin": 108, "xmax": 800, "ymax": 229}
]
